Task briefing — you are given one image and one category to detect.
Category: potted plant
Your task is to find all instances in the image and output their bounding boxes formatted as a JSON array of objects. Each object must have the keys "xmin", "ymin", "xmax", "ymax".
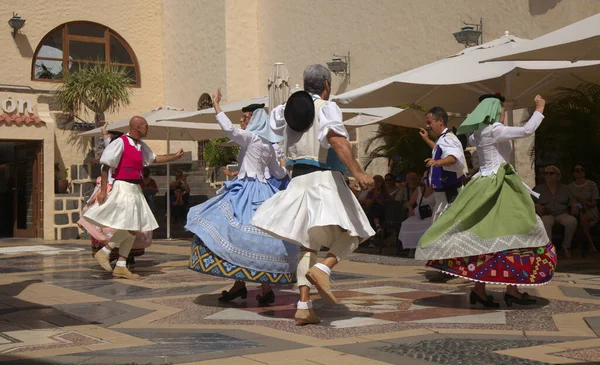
[
  {"xmin": 203, "ymin": 138, "xmax": 239, "ymax": 183},
  {"xmin": 55, "ymin": 163, "xmax": 69, "ymax": 194}
]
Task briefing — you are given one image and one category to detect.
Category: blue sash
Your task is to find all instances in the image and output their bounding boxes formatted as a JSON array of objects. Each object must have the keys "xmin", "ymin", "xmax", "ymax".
[{"xmin": 427, "ymin": 131, "xmax": 464, "ymax": 191}]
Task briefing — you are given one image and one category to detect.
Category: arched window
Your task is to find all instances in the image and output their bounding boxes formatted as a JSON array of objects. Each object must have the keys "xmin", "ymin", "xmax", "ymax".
[{"xmin": 31, "ymin": 21, "xmax": 140, "ymax": 87}]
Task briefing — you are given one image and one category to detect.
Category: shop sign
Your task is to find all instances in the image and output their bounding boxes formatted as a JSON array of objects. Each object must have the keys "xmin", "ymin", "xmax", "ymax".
[{"xmin": 1, "ymin": 97, "xmax": 34, "ymax": 114}]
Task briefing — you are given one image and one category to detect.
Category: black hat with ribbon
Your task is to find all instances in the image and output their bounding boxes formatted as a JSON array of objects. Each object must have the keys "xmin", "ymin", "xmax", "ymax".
[
  {"xmin": 284, "ymin": 91, "xmax": 315, "ymax": 132},
  {"xmin": 478, "ymin": 92, "xmax": 505, "ymax": 103},
  {"xmin": 241, "ymin": 103, "xmax": 265, "ymax": 113}
]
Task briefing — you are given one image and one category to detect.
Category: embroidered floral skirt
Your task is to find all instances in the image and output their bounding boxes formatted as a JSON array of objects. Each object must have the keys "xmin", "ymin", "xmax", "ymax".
[
  {"xmin": 186, "ymin": 178, "xmax": 299, "ymax": 284},
  {"xmin": 189, "ymin": 236, "xmax": 296, "ymax": 284},
  {"xmin": 426, "ymin": 242, "xmax": 557, "ymax": 286}
]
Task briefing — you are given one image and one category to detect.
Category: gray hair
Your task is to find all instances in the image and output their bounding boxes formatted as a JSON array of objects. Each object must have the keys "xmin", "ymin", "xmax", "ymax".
[{"xmin": 303, "ymin": 64, "xmax": 331, "ymax": 95}]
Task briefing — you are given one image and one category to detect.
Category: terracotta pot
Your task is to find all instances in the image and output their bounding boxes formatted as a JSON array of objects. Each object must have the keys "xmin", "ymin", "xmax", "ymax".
[{"xmin": 57, "ymin": 179, "xmax": 69, "ymax": 194}]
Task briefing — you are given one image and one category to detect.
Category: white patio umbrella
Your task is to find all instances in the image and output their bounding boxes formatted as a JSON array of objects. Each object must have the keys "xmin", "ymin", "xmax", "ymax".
[
  {"xmin": 481, "ymin": 13, "xmax": 600, "ymax": 63},
  {"xmin": 165, "ymin": 96, "xmax": 269, "ymax": 124},
  {"xmin": 268, "ymin": 62, "xmax": 291, "ymax": 110},
  {"xmin": 333, "ymin": 32, "xmax": 600, "ymax": 155},
  {"xmin": 79, "ymin": 107, "xmax": 237, "ymax": 239},
  {"xmin": 342, "ymin": 107, "xmax": 465, "ymax": 129}
]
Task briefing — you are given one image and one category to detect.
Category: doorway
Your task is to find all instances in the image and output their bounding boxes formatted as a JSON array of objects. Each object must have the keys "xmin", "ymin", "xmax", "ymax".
[{"xmin": 0, "ymin": 141, "xmax": 43, "ymax": 238}]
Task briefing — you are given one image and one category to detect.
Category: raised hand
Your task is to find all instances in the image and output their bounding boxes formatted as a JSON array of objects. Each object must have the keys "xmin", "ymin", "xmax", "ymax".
[
  {"xmin": 212, "ymin": 88, "xmax": 222, "ymax": 106},
  {"xmin": 100, "ymin": 120, "xmax": 108, "ymax": 135},
  {"xmin": 534, "ymin": 95, "xmax": 545, "ymax": 113}
]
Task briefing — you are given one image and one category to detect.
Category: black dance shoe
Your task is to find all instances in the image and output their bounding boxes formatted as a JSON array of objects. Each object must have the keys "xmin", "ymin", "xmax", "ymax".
[
  {"xmin": 469, "ymin": 291, "xmax": 500, "ymax": 308},
  {"xmin": 256, "ymin": 290, "xmax": 275, "ymax": 307},
  {"xmin": 218, "ymin": 287, "xmax": 247, "ymax": 302},
  {"xmin": 504, "ymin": 292, "xmax": 537, "ymax": 307}
]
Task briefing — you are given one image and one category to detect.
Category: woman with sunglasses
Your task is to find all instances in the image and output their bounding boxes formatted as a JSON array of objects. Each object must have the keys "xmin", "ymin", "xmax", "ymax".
[
  {"xmin": 417, "ymin": 94, "xmax": 556, "ymax": 309},
  {"xmin": 534, "ymin": 166, "xmax": 579, "ymax": 258},
  {"xmin": 569, "ymin": 163, "xmax": 599, "ymax": 256}
]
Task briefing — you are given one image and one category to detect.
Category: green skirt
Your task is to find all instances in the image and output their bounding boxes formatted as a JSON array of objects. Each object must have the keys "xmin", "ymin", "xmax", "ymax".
[{"xmin": 416, "ymin": 163, "xmax": 548, "ymax": 260}]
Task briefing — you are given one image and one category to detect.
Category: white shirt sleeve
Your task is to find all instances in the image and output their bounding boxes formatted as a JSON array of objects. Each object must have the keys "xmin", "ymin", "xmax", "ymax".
[
  {"xmin": 269, "ymin": 104, "xmax": 286, "ymax": 136},
  {"xmin": 216, "ymin": 112, "xmax": 256, "ymax": 147},
  {"xmin": 140, "ymin": 141, "xmax": 156, "ymax": 167},
  {"xmin": 273, "ymin": 143, "xmax": 285, "ymax": 160},
  {"xmin": 99, "ymin": 137, "xmax": 124, "ymax": 168},
  {"xmin": 318, "ymin": 101, "xmax": 349, "ymax": 148},
  {"xmin": 468, "ymin": 134, "xmax": 476, "ymax": 147},
  {"xmin": 437, "ymin": 134, "xmax": 466, "ymax": 174},
  {"xmin": 491, "ymin": 111, "xmax": 544, "ymax": 143},
  {"xmin": 100, "ymin": 137, "xmax": 156, "ymax": 168},
  {"xmin": 267, "ymin": 146, "xmax": 287, "ymax": 179}
]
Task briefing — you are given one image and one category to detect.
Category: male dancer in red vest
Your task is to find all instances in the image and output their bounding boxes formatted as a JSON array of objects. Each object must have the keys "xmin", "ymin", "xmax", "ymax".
[{"xmin": 84, "ymin": 116, "xmax": 184, "ymax": 279}]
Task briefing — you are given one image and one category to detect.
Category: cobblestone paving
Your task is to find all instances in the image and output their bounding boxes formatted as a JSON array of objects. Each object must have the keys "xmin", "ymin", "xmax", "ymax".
[
  {"xmin": 0, "ymin": 239, "xmax": 599, "ymax": 364},
  {"xmin": 376, "ymin": 339, "xmax": 558, "ymax": 365}
]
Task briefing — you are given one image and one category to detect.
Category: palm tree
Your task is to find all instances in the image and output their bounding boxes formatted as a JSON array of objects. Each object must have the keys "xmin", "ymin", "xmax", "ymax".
[
  {"xmin": 56, "ymin": 62, "xmax": 133, "ymax": 126},
  {"xmin": 56, "ymin": 62, "xmax": 134, "ymax": 158},
  {"xmin": 363, "ymin": 124, "xmax": 431, "ymax": 176},
  {"xmin": 532, "ymin": 82, "xmax": 600, "ymax": 180}
]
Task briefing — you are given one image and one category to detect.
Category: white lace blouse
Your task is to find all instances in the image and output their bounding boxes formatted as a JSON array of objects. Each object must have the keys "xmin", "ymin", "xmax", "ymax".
[
  {"xmin": 471, "ymin": 111, "xmax": 544, "ymax": 176},
  {"xmin": 216, "ymin": 112, "xmax": 286, "ymax": 182}
]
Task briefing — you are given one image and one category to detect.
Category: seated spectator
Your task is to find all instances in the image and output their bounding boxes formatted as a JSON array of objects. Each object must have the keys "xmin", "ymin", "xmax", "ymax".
[
  {"xmin": 399, "ymin": 173, "xmax": 435, "ymax": 257},
  {"xmin": 166, "ymin": 170, "xmax": 191, "ymax": 222},
  {"xmin": 169, "ymin": 170, "xmax": 190, "ymax": 205},
  {"xmin": 569, "ymin": 163, "xmax": 599, "ymax": 254},
  {"xmin": 395, "ymin": 171, "xmax": 420, "ymax": 214},
  {"xmin": 533, "ymin": 165, "xmax": 579, "ymax": 258},
  {"xmin": 171, "ymin": 186, "xmax": 187, "ymax": 223},
  {"xmin": 359, "ymin": 175, "xmax": 390, "ymax": 246},
  {"xmin": 536, "ymin": 165, "xmax": 547, "ymax": 186},
  {"xmin": 385, "ymin": 173, "xmax": 399, "ymax": 199},
  {"xmin": 140, "ymin": 167, "xmax": 158, "ymax": 213}
]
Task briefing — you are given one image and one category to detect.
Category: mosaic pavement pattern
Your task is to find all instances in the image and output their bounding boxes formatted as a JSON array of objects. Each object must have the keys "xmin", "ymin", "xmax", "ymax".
[{"xmin": 0, "ymin": 238, "xmax": 599, "ymax": 364}]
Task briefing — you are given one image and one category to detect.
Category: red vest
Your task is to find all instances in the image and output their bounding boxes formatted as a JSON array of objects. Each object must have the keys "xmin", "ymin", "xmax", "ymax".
[{"xmin": 114, "ymin": 135, "xmax": 143, "ymax": 181}]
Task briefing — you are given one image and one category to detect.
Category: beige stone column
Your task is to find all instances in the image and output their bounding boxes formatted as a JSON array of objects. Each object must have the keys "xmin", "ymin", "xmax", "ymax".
[
  {"xmin": 38, "ymin": 104, "xmax": 56, "ymax": 240},
  {"xmin": 224, "ymin": 0, "xmax": 260, "ymax": 102}
]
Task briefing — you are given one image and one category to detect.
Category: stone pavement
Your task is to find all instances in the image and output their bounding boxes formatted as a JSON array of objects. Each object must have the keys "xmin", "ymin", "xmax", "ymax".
[{"xmin": 0, "ymin": 239, "xmax": 599, "ymax": 364}]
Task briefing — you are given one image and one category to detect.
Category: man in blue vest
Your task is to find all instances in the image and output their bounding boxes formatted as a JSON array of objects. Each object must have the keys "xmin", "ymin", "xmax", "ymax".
[{"xmin": 419, "ymin": 106, "xmax": 467, "ymax": 222}]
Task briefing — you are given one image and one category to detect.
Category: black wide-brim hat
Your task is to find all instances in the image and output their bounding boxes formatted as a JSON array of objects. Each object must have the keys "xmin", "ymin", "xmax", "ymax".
[
  {"xmin": 284, "ymin": 91, "xmax": 315, "ymax": 132},
  {"xmin": 242, "ymin": 103, "xmax": 265, "ymax": 113},
  {"xmin": 478, "ymin": 92, "xmax": 505, "ymax": 103}
]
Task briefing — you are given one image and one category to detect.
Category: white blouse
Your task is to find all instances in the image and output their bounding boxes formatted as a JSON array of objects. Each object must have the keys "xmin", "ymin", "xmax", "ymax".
[
  {"xmin": 99, "ymin": 133, "xmax": 156, "ymax": 169},
  {"xmin": 216, "ymin": 112, "xmax": 286, "ymax": 182},
  {"xmin": 473, "ymin": 111, "xmax": 544, "ymax": 176},
  {"xmin": 264, "ymin": 143, "xmax": 290, "ymax": 179},
  {"xmin": 414, "ymin": 187, "xmax": 436, "ymax": 217},
  {"xmin": 269, "ymin": 95, "xmax": 349, "ymax": 148}
]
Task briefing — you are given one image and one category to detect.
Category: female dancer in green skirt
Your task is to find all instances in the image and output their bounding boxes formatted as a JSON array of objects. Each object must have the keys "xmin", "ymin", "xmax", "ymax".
[{"xmin": 416, "ymin": 94, "xmax": 556, "ymax": 308}]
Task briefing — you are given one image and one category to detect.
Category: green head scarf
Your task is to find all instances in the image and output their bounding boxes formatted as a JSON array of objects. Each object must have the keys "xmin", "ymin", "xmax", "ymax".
[{"xmin": 456, "ymin": 98, "xmax": 502, "ymax": 135}]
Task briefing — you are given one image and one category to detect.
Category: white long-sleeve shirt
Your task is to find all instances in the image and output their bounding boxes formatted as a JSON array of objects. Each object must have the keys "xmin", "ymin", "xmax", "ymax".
[
  {"xmin": 216, "ymin": 112, "xmax": 286, "ymax": 182},
  {"xmin": 473, "ymin": 111, "xmax": 544, "ymax": 176}
]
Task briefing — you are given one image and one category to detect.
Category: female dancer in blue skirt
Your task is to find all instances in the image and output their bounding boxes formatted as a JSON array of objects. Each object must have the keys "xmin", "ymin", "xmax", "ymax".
[{"xmin": 186, "ymin": 88, "xmax": 299, "ymax": 306}]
